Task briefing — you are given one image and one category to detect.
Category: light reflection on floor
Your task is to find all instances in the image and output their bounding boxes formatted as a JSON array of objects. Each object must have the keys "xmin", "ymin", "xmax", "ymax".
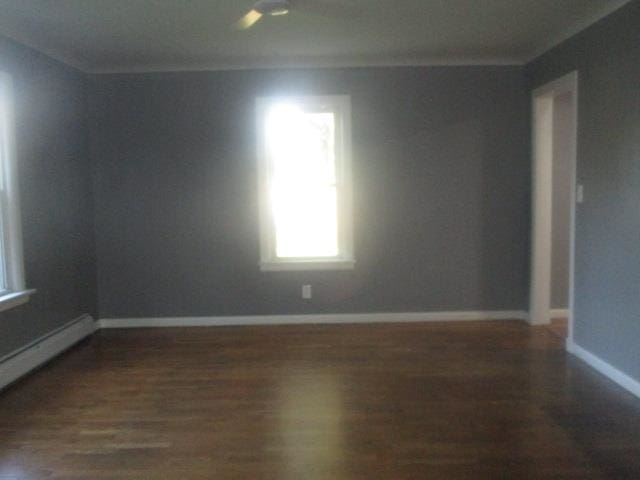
[{"xmin": 276, "ymin": 368, "xmax": 346, "ymax": 478}]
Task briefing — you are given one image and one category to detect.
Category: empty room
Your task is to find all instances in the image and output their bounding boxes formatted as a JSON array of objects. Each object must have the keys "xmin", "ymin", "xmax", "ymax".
[{"xmin": 0, "ymin": 0, "xmax": 639, "ymax": 478}]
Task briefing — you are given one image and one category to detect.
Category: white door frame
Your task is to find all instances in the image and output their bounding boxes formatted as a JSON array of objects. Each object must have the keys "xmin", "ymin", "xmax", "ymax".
[{"xmin": 529, "ymin": 72, "xmax": 578, "ymax": 342}]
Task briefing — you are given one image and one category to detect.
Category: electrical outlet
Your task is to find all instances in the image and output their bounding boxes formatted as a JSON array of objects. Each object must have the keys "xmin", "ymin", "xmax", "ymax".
[{"xmin": 302, "ymin": 285, "xmax": 312, "ymax": 299}]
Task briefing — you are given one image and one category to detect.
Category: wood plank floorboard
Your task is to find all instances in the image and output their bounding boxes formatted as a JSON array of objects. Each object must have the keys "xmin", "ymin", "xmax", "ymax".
[{"xmin": 1, "ymin": 321, "xmax": 639, "ymax": 479}]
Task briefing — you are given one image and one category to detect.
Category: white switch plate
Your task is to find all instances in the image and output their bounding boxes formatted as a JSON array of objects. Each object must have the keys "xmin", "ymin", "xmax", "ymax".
[
  {"xmin": 576, "ymin": 184, "xmax": 584, "ymax": 203},
  {"xmin": 302, "ymin": 285, "xmax": 312, "ymax": 299}
]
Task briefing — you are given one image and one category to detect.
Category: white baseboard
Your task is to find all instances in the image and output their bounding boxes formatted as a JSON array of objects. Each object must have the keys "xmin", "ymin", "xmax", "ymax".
[
  {"xmin": 550, "ymin": 308, "xmax": 570, "ymax": 318},
  {"xmin": 567, "ymin": 339, "xmax": 640, "ymax": 400},
  {"xmin": 99, "ymin": 310, "xmax": 528, "ymax": 329},
  {"xmin": 0, "ymin": 314, "xmax": 96, "ymax": 391}
]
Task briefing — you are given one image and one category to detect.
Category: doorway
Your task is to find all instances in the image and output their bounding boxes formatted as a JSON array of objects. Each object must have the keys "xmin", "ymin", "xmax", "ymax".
[{"xmin": 530, "ymin": 72, "xmax": 578, "ymax": 344}]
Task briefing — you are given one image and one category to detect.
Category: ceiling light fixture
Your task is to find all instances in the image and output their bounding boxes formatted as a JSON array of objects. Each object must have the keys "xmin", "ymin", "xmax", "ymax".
[
  {"xmin": 235, "ymin": 0, "xmax": 290, "ymax": 30},
  {"xmin": 255, "ymin": 0, "xmax": 290, "ymax": 16}
]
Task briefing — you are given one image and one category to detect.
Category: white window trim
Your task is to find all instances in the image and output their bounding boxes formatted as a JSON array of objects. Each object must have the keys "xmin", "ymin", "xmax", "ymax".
[
  {"xmin": 0, "ymin": 72, "xmax": 33, "ymax": 312},
  {"xmin": 256, "ymin": 95, "xmax": 355, "ymax": 272}
]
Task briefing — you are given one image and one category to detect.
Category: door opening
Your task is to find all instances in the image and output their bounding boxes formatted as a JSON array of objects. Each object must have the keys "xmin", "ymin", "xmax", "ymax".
[{"xmin": 530, "ymin": 72, "xmax": 578, "ymax": 344}]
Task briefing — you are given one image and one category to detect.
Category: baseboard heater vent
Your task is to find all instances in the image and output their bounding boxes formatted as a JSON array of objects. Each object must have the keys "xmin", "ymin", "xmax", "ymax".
[{"xmin": 0, "ymin": 314, "xmax": 96, "ymax": 391}]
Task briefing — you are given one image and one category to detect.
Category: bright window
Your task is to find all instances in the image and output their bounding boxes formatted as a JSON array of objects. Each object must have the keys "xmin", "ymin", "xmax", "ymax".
[
  {"xmin": 0, "ymin": 73, "xmax": 31, "ymax": 311},
  {"xmin": 257, "ymin": 95, "xmax": 354, "ymax": 271}
]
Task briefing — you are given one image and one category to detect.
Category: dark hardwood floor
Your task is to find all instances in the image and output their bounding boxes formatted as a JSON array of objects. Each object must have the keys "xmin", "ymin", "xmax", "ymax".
[{"xmin": 1, "ymin": 321, "xmax": 639, "ymax": 479}]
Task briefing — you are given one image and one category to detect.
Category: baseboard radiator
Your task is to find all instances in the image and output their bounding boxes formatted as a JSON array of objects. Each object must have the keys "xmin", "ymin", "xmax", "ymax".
[{"xmin": 0, "ymin": 314, "xmax": 96, "ymax": 391}]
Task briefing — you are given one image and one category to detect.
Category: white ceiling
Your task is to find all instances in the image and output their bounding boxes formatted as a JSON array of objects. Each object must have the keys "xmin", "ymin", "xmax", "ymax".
[{"xmin": 0, "ymin": 0, "xmax": 631, "ymax": 73}]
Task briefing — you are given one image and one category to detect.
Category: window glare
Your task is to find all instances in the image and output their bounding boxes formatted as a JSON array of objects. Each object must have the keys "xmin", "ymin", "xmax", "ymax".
[{"xmin": 266, "ymin": 103, "xmax": 338, "ymax": 258}]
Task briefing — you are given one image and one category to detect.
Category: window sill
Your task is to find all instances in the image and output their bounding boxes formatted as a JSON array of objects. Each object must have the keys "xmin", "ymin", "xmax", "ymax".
[
  {"xmin": 0, "ymin": 289, "xmax": 36, "ymax": 313},
  {"xmin": 260, "ymin": 259, "xmax": 356, "ymax": 272}
]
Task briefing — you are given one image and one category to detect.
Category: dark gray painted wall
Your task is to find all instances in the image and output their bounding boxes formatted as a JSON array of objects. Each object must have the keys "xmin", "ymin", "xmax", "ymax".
[
  {"xmin": 89, "ymin": 66, "xmax": 531, "ymax": 318},
  {"xmin": 0, "ymin": 36, "xmax": 96, "ymax": 359},
  {"xmin": 551, "ymin": 92, "xmax": 573, "ymax": 309},
  {"xmin": 527, "ymin": 0, "xmax": 640, "ymax": 381}
]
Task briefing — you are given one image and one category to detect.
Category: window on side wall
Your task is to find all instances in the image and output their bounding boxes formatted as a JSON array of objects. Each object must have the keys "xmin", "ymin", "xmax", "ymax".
[
  {"xmin": 0, "ymin": 73, "xmax": 32, "ymax": 311},
  {"xmin": 256, "ymin": 95, "xmax": 354, "ymax": 271}
]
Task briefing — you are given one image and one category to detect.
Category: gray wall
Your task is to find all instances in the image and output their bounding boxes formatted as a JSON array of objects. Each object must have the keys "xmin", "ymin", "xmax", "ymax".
[
  {"xmin": 527, "ymin": 0, "xmax": 640, "ymax": 381},
  {"xmin": 89, "ymin": 66, "xmax": 531, "ymax": 319},
  {"xmin": 0, "ymin": 36, "xmax": 96, "ymax": 359},
  {"xmin": 551, "ymin": 92, "xmax": 573, "ymax": 310}
]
